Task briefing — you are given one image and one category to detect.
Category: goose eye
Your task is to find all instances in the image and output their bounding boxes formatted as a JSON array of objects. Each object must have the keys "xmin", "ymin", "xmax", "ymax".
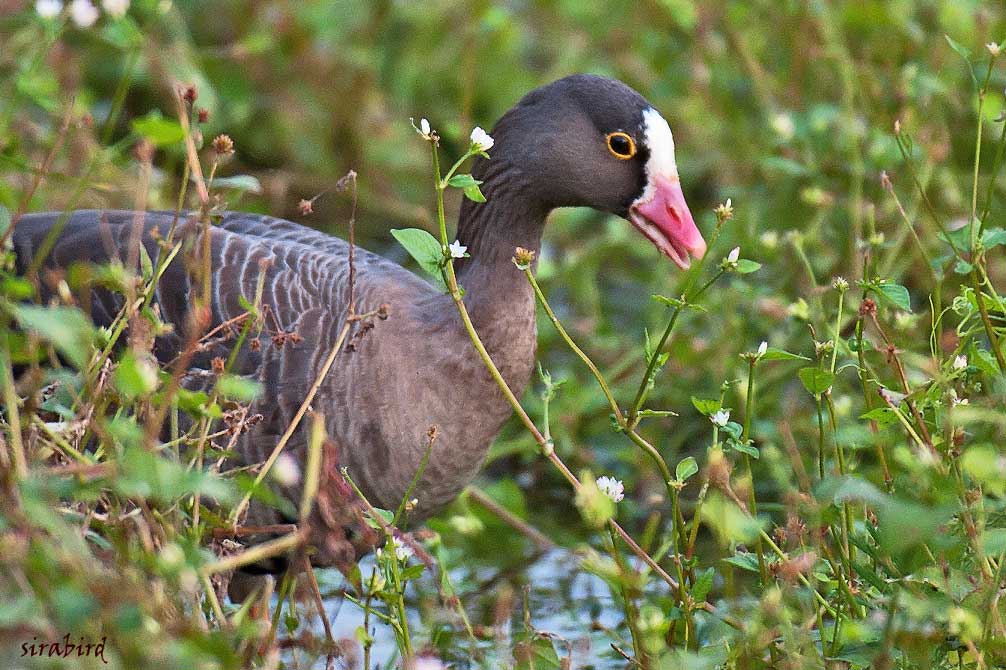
[{"xmin": 605, "ymin": 131, "xmax": 636, "ymax": 159}]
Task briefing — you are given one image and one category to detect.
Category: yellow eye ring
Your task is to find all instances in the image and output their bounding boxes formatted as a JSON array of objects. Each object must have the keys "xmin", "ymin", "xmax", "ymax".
[{"xmin": 605, "ymin": 131, "xmax": 636, "ymax": 160}]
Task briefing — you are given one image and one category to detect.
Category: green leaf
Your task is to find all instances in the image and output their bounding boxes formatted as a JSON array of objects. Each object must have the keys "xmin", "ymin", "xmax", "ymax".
[
  {"xmin": 115, "ymin": 445, "xmax": 234, "ymax": 503},
  {"xmin": 722, "ymin": 551, "xmax": 760, "ymax": 573},
  {"xmin": 721, "ymin": 421, "xmax": 743, "ymax": 440},
  {"xmin": 651, "ymin": 294, "xmax": 685, "ymax": 308},
  {"xmin": 131, "ymin": 111, "xmax": 185, "ymax": 147},
  {"xmin": 514, "ymin": 633, "xmax": 562, "ymax": 670},
  {"xmin": 760, "ymin": 347, "xmax": 810, "ymax": 361},
  {"xmin": 176, "ymin": 387, "xmax": 222, "ymax": 419},
  {"xmin": 983, "ymin": 529, "xmax": 1006, "ymax": 555},
  {"xmin": 983, "ymin": 228, "xmax": 1006, "ymax": 249},
  {"xmin": 954, "ymin": 259, "xmax": 974, "ymax": 275},
  {"xmin": 2, "ymin": 276, "xmax": 34, "ymax": 301},
  {"xmin": 446, "ymin": 173, "xmax": 482, "ymax": 188},
  {"xmin": 675, "ymin": 456, "xmax": 698, "ymax": 482},
  {"xmin": 938, "ymin": 225, "xmax": 971, "ymax": 250},
  {"xmin": 798, "ymin": 367, "xmax": 834, "ymax": 395},
  {"xmin": 731, "ymin": 440, "xmax": 760, "ymax": 459},
  {"xmin": 734, "ymin": 259, "xmax": 761, "ymax": 274},
  {"xmin": 114, "ymin": 351, "xmax": 159, "ymax": 399},
  {"xmin": 391, "ymin": 228, "xmax": 443, "ymax": 278},
  {"xmin": 944, "ymin": 34, "xmax": 972, "ymax": 62},
  {"xmin": 872, "ymin": 282, "xmax": 912, "ymax": 312},
  {"xmin": 51, "ymin": 585, "xmax": 98, "ymax": 630},
  {"xmin": 215, "ymin": 374, "xmax": 263, "ymax": 402},
  {"xmin": 761, "ymin": 156, "xmax": 810, "ymax": 177},
  {"xmin": 401, "ymin": 564, "xmax": 425, "ymax": 581},
  {"xmin": 212, "ymin": 174, "xmax": 263, "ymax": 194},
  {"xmin": 363, "ymin": 507, "xmax": 395, "ymax": 529},
  {"xmin": 0, "ymin": 205, "xmax": 10, "ymax": 239},
  {"xmin": 945, "ymin": 34, "xmax": 977, "ymax": 85},
  {"xmin": 691, "ymin": 396, "xmax": 721, "ymax": 415},
  {"xmin": 10, "ymin": 304, "xmax": 96, "ymax": 369},
  {"xmin": 100, "ymin": 15, "xmax": 144, "ymax": 49},
  {"xmin": 859, "ymin": 407, "xmax": 899, "ymax": 427},
  {"xmin": 877, "ymin": 498, "xmax": 950, "ymax": 556},
  {"xmin": 969, "ymin": 342, "xmax": 1001, "ymax": 377},
  {"xmin": 702, "ymin": 493, "xmax": 766, "ymax": 544},
  {"xmin": 463, "ymin": 183, "xmax": 487, "ymax": 203},
  {"xmin": 817, "ymin": 475, "xmax": 886, "ymax": 506},
  {"xmin": 691, "ymin": 567, "xmax": 715, "ymax": 602},
  {"xmin": 962, "ymin": 444, "xmax": 1006, "ymax": 496},
  {"xmin": 651, "ymin": 294, "xmax": 704, "ymax": 312}
]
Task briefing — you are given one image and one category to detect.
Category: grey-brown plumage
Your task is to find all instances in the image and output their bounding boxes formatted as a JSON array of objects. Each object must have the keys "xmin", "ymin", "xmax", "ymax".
[{"xmin": 13, "ymin": 74, "xmax": 706, "ymax": 574}]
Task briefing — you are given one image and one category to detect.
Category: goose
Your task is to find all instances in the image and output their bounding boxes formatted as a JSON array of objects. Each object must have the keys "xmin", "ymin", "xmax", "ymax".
[{"xmin": 13, "ymin": 74, "xmax": 706, "ymax": 577}]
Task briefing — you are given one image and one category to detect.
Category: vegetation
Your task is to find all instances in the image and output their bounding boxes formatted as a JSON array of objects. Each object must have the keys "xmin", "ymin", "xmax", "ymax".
[{"xmin": 2, "ymin": 1, "xmax": 1006, "ymax": 668}]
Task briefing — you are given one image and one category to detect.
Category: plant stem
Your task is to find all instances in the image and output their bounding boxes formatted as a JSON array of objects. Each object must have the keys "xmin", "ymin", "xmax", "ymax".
[{"xmin": 425, "ymin": 138, "xmax": 680, "ymax": 591}]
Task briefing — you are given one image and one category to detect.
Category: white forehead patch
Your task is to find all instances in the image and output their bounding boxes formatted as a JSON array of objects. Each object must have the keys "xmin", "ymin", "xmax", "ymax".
[
  {"xmin": 641, "ymin": 108, "xmax": 678, "ymax": 179},
  {"xmin": 633, "ymin": 108, "xmax": 679, "ymax": 205}
]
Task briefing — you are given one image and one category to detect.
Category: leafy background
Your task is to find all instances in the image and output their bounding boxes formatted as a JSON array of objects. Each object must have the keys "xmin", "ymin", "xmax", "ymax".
[{"xmin": 2, "ymin": 0, "xmax": 1006, "ymax": 668}]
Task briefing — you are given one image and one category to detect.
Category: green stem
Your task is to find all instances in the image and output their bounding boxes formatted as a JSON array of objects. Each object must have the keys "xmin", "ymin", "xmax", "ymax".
[
  {"xmin": 742, "ymin": 358, "xmax": 767, "ymax": 584},
  {"xmin": 524, "ymin": 268, "xmax": 622, "ymax": 421},
  {"xmin": 607, "ymin": 527, "xmax": 649, "ymax": 668},
  {"xmin": 424, "ymin": 137, "xmax": 680, "ymax": 591},
  {"xmin": 970, "ymin": 55, "xmax": 997, "ymax": 250},
  {"xmin": 831, "ymin": 289, "xmax": 846, "ymax": 374},
  {"xmin": 627, "ymin": 269, "xmax": 727, "ymax": 427}
]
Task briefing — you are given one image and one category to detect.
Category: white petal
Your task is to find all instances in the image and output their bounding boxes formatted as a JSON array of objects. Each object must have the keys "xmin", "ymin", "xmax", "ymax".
[
  {"xmin": 35, "ymin": 0, "xmax": 63, "ymax": 18},
  {"xmin": 595, "ymin": 476, "xmax": 624, "ymax": 503},
  {"xmin": 272, "ymin": 453, "xmax": 301, "ymax": 487},
  {"xmin": 757, "ymin": 341, "xmax": 768, "ymax": 356},
  {"xmin": 470, "ymin": 126, "xmax": 494, "ymax": 151},
  {"xmin": 710, "ymin": 409, "xmax": 731, "ymax": 427},
  {"xmin": 69, "ymin": 0, "xmax": 98, "ymax": 26},
  {"xmin": 101, "ymin": 0, "xmax": 129, "ymax": 17},
  {"xmin": 727, "ymin": 247, "xmax": 740, "ymax": 263},
  {"xmin": 420, "ymin": 118, "xmax": 430, "ymax": 135}
]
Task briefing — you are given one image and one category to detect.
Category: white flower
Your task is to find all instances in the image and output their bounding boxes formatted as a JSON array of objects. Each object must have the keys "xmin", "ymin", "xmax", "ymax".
[
  {"xmin": 949, "ymin": 389, "xmax": 969, "ymax": 407},
  {"xmin": 710, "ymin": 409, "xmax": 730, "ymax": 427},
  {"xmin": 714, "ymin": 198, "xmax": 734, "ymax": 222},
  {"xmin": 757, "ymin": 341, "xmax": 768, "ymax": 357},
  {"xmin": 596, "ymin": 476, "xmax": 624, "ymax": 503},
  {"xmin": 35, "ymin": 0, "xmax": 63, "ymax": 18},
  {"xmin": 953, "ymin": 355, "xmax": 968, "ymax": 371},
  {"xmin": 102, "ymin": 0, "xmax": 129, "ymax": 17},
  {"xmin": 413, "ymin": 117, "xmax": 432, "ymax": 139},
  {"xmin": 272, "ymin": 453, "xmax": 301, "ymax": 487},
  {"xmin": 727, "ymin": 246, "xmax": 740, "ymax": 264},
  {"xmin": 988, "ymin": 42, "xmax": 1002, "ymax": 57},
  {"xmin": 69, "ymin": 0, "xmax": 99, "ymax": 26},
  {"xmin": 832, "ymin": 276, "xmax": 849, "ymax": 291},
  {"xmin": 390, "ymin": 536, "xmax": 413, "ymax": 561},
  {"xmin": 448, "ymin": 239, "xmax": 467, "ymax": 258},
  {"xmin": 414, "ymin": 656, "xmax": 447, "ymax": 670},
  {"xmin": 470, "ymin": 126, "xmax": 494, "ymax": 151},
  {"xmin": 771, "ymin": 112, "xmax": 796, "ymax": 140}
]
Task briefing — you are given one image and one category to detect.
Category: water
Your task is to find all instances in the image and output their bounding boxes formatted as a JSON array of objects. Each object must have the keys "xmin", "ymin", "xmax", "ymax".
[{"xmin": 305, "ymin": 549, "xmax": 629, "ymax": 669}]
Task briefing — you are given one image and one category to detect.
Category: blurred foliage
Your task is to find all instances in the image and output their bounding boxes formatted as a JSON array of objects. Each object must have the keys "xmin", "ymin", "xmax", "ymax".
[{"xmin": 3, "ymin": 0, "xmax": 1006, "ymax": 668}]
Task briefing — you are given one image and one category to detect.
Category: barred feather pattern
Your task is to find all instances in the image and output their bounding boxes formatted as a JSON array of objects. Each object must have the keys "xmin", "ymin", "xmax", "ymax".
[{"xmin": 13, "ymin": 210, "xmax": 540, "ymax": 556}]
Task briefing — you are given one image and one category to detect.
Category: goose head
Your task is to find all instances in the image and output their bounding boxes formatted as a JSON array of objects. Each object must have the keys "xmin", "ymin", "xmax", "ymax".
[{"xmin": 469, "ymin": 74, "xmax": 707, "ymax": 269}]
